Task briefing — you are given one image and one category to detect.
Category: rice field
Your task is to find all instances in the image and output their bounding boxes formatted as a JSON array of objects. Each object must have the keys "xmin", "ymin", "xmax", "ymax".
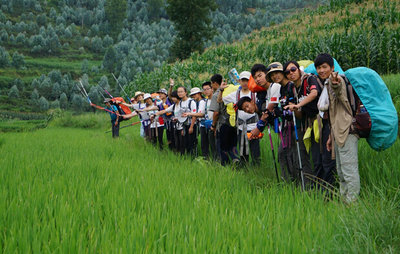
[{"xmin": 0, "ymin": 119, "xmax": 399, "ymax": 253}]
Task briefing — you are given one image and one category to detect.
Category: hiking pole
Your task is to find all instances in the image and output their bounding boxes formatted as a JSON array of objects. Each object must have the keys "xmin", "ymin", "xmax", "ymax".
[
  {"xmin": 292, "ymin": 111, "xmax": 305, "ymax": 191},
  {"xmin": 267, "ymin": 124, "xmax": 280, "ymax": 183},
  {"xmin": 105, "ymin": 121, "xmax": 140, "ymax": 133},
  {"xmin": 98, "ymin": 83, "xmax": 114, "ymax": 98},
  {"xmin": 112, "ymin": 73, "xmax": 132, "ymax": 104}
]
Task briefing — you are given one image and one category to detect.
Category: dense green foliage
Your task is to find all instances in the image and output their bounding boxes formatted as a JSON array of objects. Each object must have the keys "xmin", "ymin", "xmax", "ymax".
[
  {"xmin": 129, "ymin": 0, "xmax": 400, "ymax": 93},
  {"xmin": 0, "ymin": 0, "xmax": 324, "ymax": 114},
  {"xmin": 0, "ymin": 119, "xmax": 398, "ymax": 252},
  {"xmin": 166, "ymin": 0, "xmax": 217, "ymax": 60}
]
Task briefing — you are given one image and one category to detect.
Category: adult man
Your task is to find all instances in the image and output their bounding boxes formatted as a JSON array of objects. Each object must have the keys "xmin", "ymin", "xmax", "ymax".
[
  {"xmin": 318, "ymin": 53, "xmax": 360, "ymax": 203},
  {"xmin": 104, "ymin": 98, "xmax": 120, "ymax": 138},
  {"xmin": 248, "ymin": 64, "xmax": 281, "ymax": 139},
  {"xmin": 209, "ymin": 74, "xmax": 239, "ymax": 165}
]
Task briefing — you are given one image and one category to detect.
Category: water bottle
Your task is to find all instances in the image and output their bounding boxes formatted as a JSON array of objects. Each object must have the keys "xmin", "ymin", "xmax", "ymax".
[{"xmin": 228, "ymin": 68, "xmax": 240, "ymax": 86}]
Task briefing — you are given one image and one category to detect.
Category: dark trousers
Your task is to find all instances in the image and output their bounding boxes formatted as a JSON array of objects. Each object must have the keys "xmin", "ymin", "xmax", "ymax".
[
  {"xmin": 174, "ymin": 129, "xmax": 184, "ymax": 155},
  {"xmin": 237, "ymin": 130, "xmax": 260, "ymax": 165},
  {"xmin": 183, "ymin": 124, "xmax": 197, "ymax": 156},
  {"xmin": 311, "ymin": 118, "xmax": 337, "ymax": 188},
  {"xmin": 111, "ymin": 121, "xmax": 119, "ymax": 138},
  {"xmin": 278, "ymin": 125, "xmax": 313, "ymax": 186},
  {"xmin": 151, "ymin": 126, "xmax": 164, "ymax": 150},
  {"xmin": 219, "ymin": 124, "xmax": 239, "ymax": 165},
  {"xmin": 200, "ymin": 126, "xmax": 217, "ymax": 160},
  {"xmin": 165, "ymin": 120, "xmax": 175, "ymax": 150}
]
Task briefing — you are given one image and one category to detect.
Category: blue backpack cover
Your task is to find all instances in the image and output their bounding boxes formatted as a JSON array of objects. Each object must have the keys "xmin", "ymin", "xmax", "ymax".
[
  {"xmin": 345, "ymin": 67, "xmax": 398, "ymax": 151},
  {"xmin": 304, "ymin": 58, "xmax": 345, "ymax": 75}
]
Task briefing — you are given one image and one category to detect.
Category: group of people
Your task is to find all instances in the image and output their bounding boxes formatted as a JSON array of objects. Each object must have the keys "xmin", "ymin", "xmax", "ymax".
[{"xmin": 102, "ymin": 53, "xmax": 361, "ymax": 204}]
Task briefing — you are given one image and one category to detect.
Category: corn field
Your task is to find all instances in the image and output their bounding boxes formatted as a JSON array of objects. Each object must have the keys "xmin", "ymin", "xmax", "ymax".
[{"xmin": 128, "ymin": 0, "xmax": 400, "ymax": 92}]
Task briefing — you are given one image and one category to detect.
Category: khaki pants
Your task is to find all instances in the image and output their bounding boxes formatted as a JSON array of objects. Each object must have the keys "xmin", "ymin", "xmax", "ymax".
[{"xmin": 335, "ymin": 134, "xmax": 359, "ymax": 203}]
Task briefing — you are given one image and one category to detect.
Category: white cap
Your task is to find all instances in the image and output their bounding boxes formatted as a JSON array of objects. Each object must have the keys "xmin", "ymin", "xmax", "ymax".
[
  {"xmin": 189, "ymin": 87, "xmax": 202, "ymax": 96},
  {"xmin": 143, "ymin": 93, "xmax": 152, "ymax": 101},
  {"xmin": 239, "ymin": 71, "xmax": 251, "ymax": 80}
]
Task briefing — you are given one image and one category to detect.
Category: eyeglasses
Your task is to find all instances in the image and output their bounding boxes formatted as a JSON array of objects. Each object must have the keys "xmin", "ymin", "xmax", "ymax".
[
  {"xmin": 203, "ymin": 87, "xmax": 211, "ymax": 91},
  {"xmin": 284, "ymin": 67, "xmax": 298, "ymax": 75},
  {"xmin": 266, "ymin": 64, "xmax": 280, "ymax": 72}
]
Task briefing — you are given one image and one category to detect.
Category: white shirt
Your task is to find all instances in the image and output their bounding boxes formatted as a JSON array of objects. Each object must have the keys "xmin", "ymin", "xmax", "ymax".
[
  {"xmin": 236, "ymin": 90, "xmax": 257, "ymax": 131},
  {"xmin": 178, "ymin": 99, "xmax": 197, "ymax": 125},
  {"xmin": 266, "ymin": 83, "xmax": 281, "ymax": 106},
  {"xmin": 165, "ymin": 103, "xmax": 184, "ymax": 130},
  {"xmin": 149, "ymin": 101, "xmax": 164, "ymax": 128}
]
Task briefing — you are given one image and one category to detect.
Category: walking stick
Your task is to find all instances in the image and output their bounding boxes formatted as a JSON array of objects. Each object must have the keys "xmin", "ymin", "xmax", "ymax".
[
  {"xmin": 267, "ymin": 124, "xmax": 280, "ymax": 182},
  {"xmin": 293, "ymin": 111, "xmax": 305, "ymax": 191}
]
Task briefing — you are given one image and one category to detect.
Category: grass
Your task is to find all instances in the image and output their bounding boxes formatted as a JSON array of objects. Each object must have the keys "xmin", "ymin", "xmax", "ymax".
[{"xmin": 0, "ymin": 113, "xmax": 399, "ymax": 252}]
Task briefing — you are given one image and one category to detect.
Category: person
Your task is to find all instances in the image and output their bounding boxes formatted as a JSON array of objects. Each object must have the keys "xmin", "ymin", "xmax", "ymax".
[
  {"xmin": 177, "ymin": 86, "xmax": 197, "ymax": 156},
  {"xmin": 248, "ymin": 64, "xmax": 281, "ymax": 139},
  {"xmin": 316, "ymin": 53, "xmax": 359, "ymax": 203},
  {"xmin": 209, "ymin": 74, "xmax": 239, "ymax": 165},
  {"xmin": 261, "ymin": 62, "xmax": 313, "ymax": 184},
  {"xmin": 184, "ymin": 87, "xmax": 205, "ymax": 157},
  {"xmin": 121, "ymin": 92, "xmax": 152, "ymax": 140},
  {"xmin": 142, "ymin": 93, "xmax": 164, "ymax": 149},
  {"xmin": 156, "ymin": 91, "xmax": 184, "ymax": 154},
  {"xmin": 158, "ymin": 88, "xmax": 175, "ymax": 150},
  {"xmin": 103, "ymin": 98, "xmax": 120, "ymax": 138},
  {"xmin": 202, "ymin": 81, "xmax": 217, "ymax": 160},
  {"xmin": 222, "ymin": 71, "xmax": 261, "ymax": 165},
  {"xmin": 284, "ymin": 60, "xmax": 335, "ymax": 189}
]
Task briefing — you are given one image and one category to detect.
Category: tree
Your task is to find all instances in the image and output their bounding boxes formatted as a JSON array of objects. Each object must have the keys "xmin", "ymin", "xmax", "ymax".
[
  {"xmin": 103, "ymin": 47, "xmax": 117, "ymax": 72},
  {"xmin": 81, "ymin": 59, "xmax": 89, "ymax": 74},
  {"xmin": 59, "ymin": 92, "xmax": 68, "ymax": 109},
  {"xmin": 105, "ymin": 0, "xmax": 127, "ymax": 39},
  {"xmin": 166, "ymin": 0, "xmax": 217, "ymax": 60},
  {"xmin": 12, "ymin": 51, "xmax": 25, "ymax": 69},
  {"xmin": 147, "ymin": 0, "xmax": 164, "ymax": 21},
  {"xmin": 50, "ymin": 100, "xmax": 60, "ymax": 109},
  {"xmin": 31, "ymin": 89, "xmax": 40, "ymax": 110},
  {"xmin": 0, "ymin": 46, "xmax": 9, "ymax": 67},
  {"xmin": 39, "ymin": 96, "xmax": 49, "ymax": 111},
  {"xmin": 8, "ymin": 85, "xmax": 19, "ymax": 98},
  {"xmin": 51, "ymin": 82, "xmax": 62, "ymax": 100}
]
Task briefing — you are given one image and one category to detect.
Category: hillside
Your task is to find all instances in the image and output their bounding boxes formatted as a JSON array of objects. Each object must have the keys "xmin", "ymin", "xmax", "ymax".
[
  {"xmin": 0, "ymin": 0, "xmax": 325, "ymax": 115},
  {"xmin": 130, "ymin": 0, "xmax": 400, "ymax": 97}
]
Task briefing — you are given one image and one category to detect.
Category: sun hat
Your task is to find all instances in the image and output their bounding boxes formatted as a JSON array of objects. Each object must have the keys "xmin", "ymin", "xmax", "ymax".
[
  {"xmin": 134, "ymin": 91, "xmax": 144, "ymax": 98},
  {"xmin": 143, "ymin": 93, "xmax": 152, "ymax": 101},
  {"xmin": 239, "ymin": 71, "xmax": 251, "ymax": 80},
  {"xmin": 158, "ymin": 88, "xmax": 168, "ymax": 95},
  {"xmin": 266, "ymin": 62, "xmax": 284, "ymax": 82},
  {"xmin": 104, "ymin": 98, "xmax": 112, "ymax": 103},
  {"xmin": 189, "ymin": 87, "xmax": 202, "ymax": 96}
]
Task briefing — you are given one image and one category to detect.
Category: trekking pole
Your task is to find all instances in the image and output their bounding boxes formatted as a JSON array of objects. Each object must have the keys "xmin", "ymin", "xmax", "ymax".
[
  {"xmin": 112, "ymin": 73, "xmax": 132, "ymax": 104},
  {"xmin": 292, "ymin": 111, "xmax": 305, "ymax": 191},
  {"xmin": 98, "ymin": 83, "xmax": 114, "ymax": 99},
  {"xmin": 78, "ymin": 81, "xmax": 91, "ymax": 104},
  {"xmin": 267, "ymin": 124, "xmax": 280, "ymax": 183},
  {"xmin": 105, "ymin": 121, "xmax": 140, "ymax": 133}
]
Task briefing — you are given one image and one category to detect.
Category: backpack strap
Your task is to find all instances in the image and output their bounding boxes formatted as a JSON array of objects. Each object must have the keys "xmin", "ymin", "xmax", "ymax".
[{"xmin": 341, "ymin": 74, "xmax": 357, "ymax": 116}]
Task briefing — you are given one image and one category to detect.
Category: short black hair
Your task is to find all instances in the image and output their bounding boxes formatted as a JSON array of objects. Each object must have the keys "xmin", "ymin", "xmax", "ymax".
[
  {"xmin": 236, "ymin": 96, "xmax": 252, "ymax": 110},
  {"xmin": 211, "ymin": 74, "xmax": 223, "ymax": 85},
  {"xmin": 251, "ymin": 64, "xmax": 268, "ymax": 77},
  {"xmin": 314, "ymin": 53, "xmax": 334, "ymax": 68},
  {"xmin": 202, "ymin": 81, "xmax": 211, "ymax": 89},
  {"xmin": 170, "ymin": 90, "xmax": 179, "ymax": 100}
]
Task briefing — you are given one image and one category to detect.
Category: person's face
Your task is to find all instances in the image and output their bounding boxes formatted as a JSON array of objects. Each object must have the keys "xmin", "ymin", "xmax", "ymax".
[
  {"xmin": 202, "ymin": 85, "xmax": 212, "ymax": 97},
  {"xmin": 241, "ymin": 101, "xmax": 256, "ymax": 114},
  {"xmin": 171, "ymin": 97, "xmax": 179, "ymax": 104},
  {"xmin": 285, "ymin": 63, "xmax": 301, "ymax": 82},
  {"xmin": 105, "ymin": 102, "xmax": 111, "ymax": 107},
  {"xmin": 253, "ymin": 71, "xmax": 268, "ymax": 86},
  {"xmin": 240, "ymin": 78, "xmax": 249, "ymax": 89},
  {"xmin": 270, "ymin": 71, "xmax": 284, "ymax": 83},
  {"xmin": 159, "ymin": 93, "xmax": 166, "ymax": 100},
  {"xmin": 316, "ymin": 63, "xmax": 334, "ymax": 80},
  {"xmin": 177, "ymin": 87, "xmax": 186, "ymax": 99},
  {"xmin": 145, "ymin": 98, "xmax": 152, "ymax": 105},
  {"xmin": 136, "ymin": 95, "xmax": 143, "ymax": 101},
  {"xmin": 211, "ymin": 81, "xmax": 219, "ymax": 91}
]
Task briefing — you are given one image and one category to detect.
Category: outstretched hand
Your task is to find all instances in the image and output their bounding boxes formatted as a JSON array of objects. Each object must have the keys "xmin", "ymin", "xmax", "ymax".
[{"xmin": 169, "ymin": 78, "xmax": 175, "ymax": 87}]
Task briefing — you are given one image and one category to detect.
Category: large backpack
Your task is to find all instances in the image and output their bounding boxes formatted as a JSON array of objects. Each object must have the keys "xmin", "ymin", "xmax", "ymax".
[
  {"xmin": 344, "ymin": 67, "xmax": 398, "ymax": 151},
  {"xmin": 111, "ymin": 97, "xmax": 132, "ymax": 115}
]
